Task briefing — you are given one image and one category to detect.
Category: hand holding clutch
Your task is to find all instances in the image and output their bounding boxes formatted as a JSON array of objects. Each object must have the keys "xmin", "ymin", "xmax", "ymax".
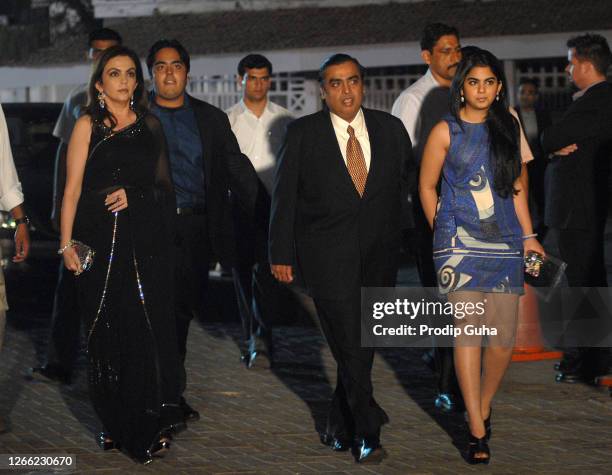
[
  {"xmin": 59, "ymin": 240, "xmax": 95, "ymax": 275},
  {"xmin": 524, "ymin": 251, "xmax": 544, "ymax": 277}
]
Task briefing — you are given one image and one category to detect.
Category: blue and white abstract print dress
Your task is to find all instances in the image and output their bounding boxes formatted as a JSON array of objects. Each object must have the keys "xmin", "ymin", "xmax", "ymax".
[{"xmin": 433, "ymin": 115, "xmax": 524, "ymax": 295}]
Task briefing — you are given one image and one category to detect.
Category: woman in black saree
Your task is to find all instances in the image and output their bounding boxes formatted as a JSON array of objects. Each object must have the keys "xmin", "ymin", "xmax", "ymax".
[{"xmin": 60, "ymin": 45, "xmax": 183, "ymax": 464}]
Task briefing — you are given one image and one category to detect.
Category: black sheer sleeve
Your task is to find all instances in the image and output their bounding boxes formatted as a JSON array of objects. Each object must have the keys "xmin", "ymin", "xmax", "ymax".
[
  {"xmin": 141, "ymin": 114, "xmax": 177, "ymax": 256},
  {"xmin": 144, "ymin": 114, "xmax": 175, "ymax": 206}
]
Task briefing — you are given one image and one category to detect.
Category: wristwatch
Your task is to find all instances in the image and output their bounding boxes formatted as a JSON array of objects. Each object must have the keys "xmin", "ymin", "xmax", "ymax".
[{"xmin": 14, "ymin": 216, "xmax": 30, "ymax": 226}]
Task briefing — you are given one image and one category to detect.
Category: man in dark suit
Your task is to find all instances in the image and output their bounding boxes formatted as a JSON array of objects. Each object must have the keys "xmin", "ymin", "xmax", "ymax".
[
  {"xmin": 147, "ymin": 39, "xmax": 259, "ymax": 424},
  {"xmin": 269, "ymin": 54, "xmax": 414, "ymax": 463},
  {"xmin": 541, "ymin": 33, "xmax": 612, "ymax": 384},
  {"xmin": 515, "ymin": 78, "xmax": 552, "ymax": 237}
]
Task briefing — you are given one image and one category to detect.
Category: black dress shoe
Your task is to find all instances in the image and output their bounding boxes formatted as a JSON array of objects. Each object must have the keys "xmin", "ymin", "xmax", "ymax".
[
  {"xmin": 26, "ymin": 365, "xmax": 72, "ymax": 385},
  {"xmin": 319, "ymin": 432, "xmax": 353, "ymax": 451},
  {"xmin": 180, "ymin": 397, "xmax": 200, "ymax": 423},
  {"xmin": 556, "ymin": 371, "xmax": 594, "ymax": 384},
  {"xmin": 354, "ymin": 438, "xmax": 386, "ymax": 464},
  {"xmin": 241, "ymin": 349, "xmax": 272, "ymax": 370},
  {"xmin": 556, "ymin": 371, "xmax": 581, "ymax": 384},
  {"xmin": 331, "ymin": 438, "xmax": 352, "ymax": 452}
]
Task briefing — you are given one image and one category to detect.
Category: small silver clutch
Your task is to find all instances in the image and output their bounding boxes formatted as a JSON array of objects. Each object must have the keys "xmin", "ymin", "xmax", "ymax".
[{"xmin": 72, "ymin": 240, "xmax": 95, "ymax": 273}]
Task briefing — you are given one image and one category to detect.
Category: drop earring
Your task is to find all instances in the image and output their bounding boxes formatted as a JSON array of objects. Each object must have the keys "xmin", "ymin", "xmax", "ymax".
[
  {"xmin": 98, "ymin": 91, "xmax": 105, "ymax": 109},
  {"xmin": 460, "ymin": 94, "xmax": 465, "ymax": 103},
  {"xmin": 496, "ymin": 94, "xmax": 500, "ymax": 101},
  {"xmin": 129, "ymin": 96, "xmax": 134, "ymax": 109}
]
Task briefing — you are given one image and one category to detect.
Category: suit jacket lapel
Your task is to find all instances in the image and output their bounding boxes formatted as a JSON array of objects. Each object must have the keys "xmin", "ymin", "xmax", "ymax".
[
  {"xmin": 362, "ymin": 108, "xmax": 381, "ymax": 199},
  {"xmin": 189, "ymin": 96, "xmax": 213, "ymax": 188}
]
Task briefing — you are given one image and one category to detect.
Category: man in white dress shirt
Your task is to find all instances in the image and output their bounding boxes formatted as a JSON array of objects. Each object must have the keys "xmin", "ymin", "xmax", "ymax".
[
  {"xmin": 226, "ymin": 54, "xmax": 293, "ymax": 369},
  {"xmin": 392, "ymin": 23, "xmax": 461, "ymax": 159},
  {"xmin": 392, "ymin": 23, "xmax": 463, "ymax": 413},
  {"xmin": 0, "ymin": 103, "xmax": 31, "ymax": 433}
]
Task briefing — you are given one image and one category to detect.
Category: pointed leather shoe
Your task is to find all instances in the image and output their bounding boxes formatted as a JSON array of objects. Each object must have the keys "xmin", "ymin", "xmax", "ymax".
[{"xmin": 354, "ymin": 438, "xmax": 387, "ymax": 464}]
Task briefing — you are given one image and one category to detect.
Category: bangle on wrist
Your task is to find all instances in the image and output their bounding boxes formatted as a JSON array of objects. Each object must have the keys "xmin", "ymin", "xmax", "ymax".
[
  {"xmin": 14, "ymin": 216, "xmax": 30, "ymax": 226},
  {"xmin": 58, "ymin": 240, "xmax": 74, "ymax": 255},
  {"xmin": 522, "ymin": 233, "xmax": 538, "ymax": 240}
]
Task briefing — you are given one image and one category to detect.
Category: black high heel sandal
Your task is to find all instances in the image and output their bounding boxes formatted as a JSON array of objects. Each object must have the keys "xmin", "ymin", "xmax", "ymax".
[
  {"xmin": 97, "ymin": 431, "xmax": 120, "ymax": 451},
  {"xmin": 484, "ymin": 408, "xmax": 492, "ymax": 441},
  {"xmin": 467, "ymin": 433, "xmax": 490, "ymax": 465},
  {"xmin": 135, "ymin": 437, "xmax": 171, "ymax": 465},
  {"xmin": 149, "ymin": 438, "xmax": 171, "ymax": 458}
]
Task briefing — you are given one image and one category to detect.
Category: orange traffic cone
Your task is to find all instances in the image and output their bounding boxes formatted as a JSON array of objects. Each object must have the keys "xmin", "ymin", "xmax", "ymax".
[
  {"xmin": 595, "ymin": 375, "xmax": 612, "ymax": 388},
  {"xmin": 512, "ymin": 283, "xmax": 563, "ymax": 362}
]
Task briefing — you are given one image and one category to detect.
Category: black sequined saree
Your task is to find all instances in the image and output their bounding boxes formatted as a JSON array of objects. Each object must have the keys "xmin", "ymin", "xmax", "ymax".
[{"xmin": 73, "ymin": 114, "xmax": 182, "ymax": 462}]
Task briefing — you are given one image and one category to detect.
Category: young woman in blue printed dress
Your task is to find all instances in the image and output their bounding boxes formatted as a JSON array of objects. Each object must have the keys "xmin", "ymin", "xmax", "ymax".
[{"xmin": 419, "ymin": 48, "xmax": 545, "ymax": 464}]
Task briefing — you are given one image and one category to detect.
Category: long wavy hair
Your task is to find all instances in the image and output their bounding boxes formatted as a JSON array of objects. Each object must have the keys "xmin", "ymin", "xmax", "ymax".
[
  {"xmin": 450, "ymin": 48, "xmax": 521, "ymax": 198},
  {"xmin": 85, "ymin": 45, "xmax": 148, "ymax": 130}
]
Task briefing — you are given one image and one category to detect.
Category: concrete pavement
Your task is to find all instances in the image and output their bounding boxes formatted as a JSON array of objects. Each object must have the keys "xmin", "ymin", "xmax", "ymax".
[{"xmin": 1, "ymin": 316, "xmax": 611, "ymax": 474}]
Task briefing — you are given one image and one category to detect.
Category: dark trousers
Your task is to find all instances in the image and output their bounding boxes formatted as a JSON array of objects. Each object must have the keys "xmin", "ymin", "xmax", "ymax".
[
  {"xmin": 232, "ymin": 261, "xmax": 276, "ymax": 350},
  {"xmin": 558, "ymin": 227, "xmax": 607, "ymax": 287},
  {"xmin": 174, "ymin": 214, "xmax": 210, "ymax": 396},
  {"xmin": 45, "ymin": 261, "xmax": 79, "ymax": 375},
  {"xmin": 314, "ymin": 293, "xmax": 388, "ymax": 440},
  {"xmin": 557, "ymin": 226, "xmax": 611, "ymax": 377},
  {"xmin": 414, "ymin": 204, "xmax": 459, "ymax": 395}
]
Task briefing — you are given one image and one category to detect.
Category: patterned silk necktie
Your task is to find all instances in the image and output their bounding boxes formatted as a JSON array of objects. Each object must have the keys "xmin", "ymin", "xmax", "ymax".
[{"xmin": 346, "ymin": 125, "xmax": 368, "ymax": 197}]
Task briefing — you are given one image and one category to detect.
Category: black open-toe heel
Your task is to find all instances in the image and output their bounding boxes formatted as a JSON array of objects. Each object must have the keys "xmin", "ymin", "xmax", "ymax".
[
  {"xmin": 149, "ymin": 438, "xmax": 171, "ymax": 458},
  {"xmin": 484, "ymin": 407, "xmax": 492, "ymax": 441},
  {"xmin": 97, "ymin": 431, "xmax": 120, "ymax": 451},
  {"xmin": 131, "ymin": 437, "xmax": 171, "ymax": 465},
  {"xmin": 467, "ymin": 433, "xmax": 490, "ymax": 465}
]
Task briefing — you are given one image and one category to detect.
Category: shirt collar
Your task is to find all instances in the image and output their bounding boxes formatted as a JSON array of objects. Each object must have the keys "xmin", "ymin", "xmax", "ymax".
[
  {"xmin": 150, "ymin": 91, "xmax": 190, "ymax": 111},
  {"xmin": 425, "ymin": 68, "xmax": 441, "ymax": 87},
  {"xmin": 330, "ymin": 108, "xmax": 366, "ymax": 136},
  {"xmin": 572, "ymin": 79, "xmax": 606, "ymax": 101},
  {"xmin": 237, "ymin": 98, "xmax": 273, "ymax": 118}
]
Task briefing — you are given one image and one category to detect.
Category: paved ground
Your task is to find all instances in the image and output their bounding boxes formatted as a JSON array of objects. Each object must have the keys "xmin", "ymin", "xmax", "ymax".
[{"xmin": 1, "ymin": 313, "xmax": 611, "ymax": 474}]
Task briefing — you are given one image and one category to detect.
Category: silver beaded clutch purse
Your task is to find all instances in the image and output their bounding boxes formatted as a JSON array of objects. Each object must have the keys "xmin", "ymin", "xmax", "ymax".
[{"xmin": 72, "ymin": 240, "xmax": 95, "ymax": 273}]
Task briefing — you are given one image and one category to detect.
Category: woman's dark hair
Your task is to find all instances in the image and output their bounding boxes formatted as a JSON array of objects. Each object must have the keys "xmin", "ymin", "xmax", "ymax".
[
  {"xmin": 450, "ymin": 47, "xmax": 521, "ymax": 198},
  {"xmin": 85, "ymin": 45, "xmax": 148, "ymax": 130}
]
